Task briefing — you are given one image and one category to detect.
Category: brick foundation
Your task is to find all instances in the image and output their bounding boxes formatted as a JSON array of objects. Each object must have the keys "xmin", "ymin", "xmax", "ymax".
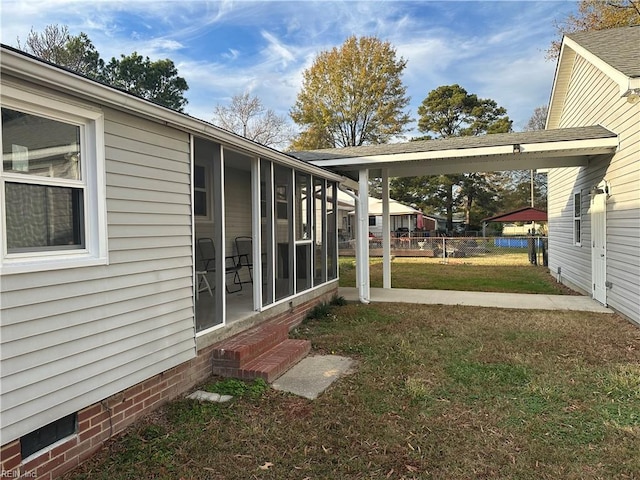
[{"xmin": 0, "ymin": 287, "xmax": 336, "ymax": 479}]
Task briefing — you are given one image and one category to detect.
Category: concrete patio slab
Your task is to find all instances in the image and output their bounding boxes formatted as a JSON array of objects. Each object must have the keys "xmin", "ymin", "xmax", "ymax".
[
  {"xmin": 339, "ymin": 287, "xmax": 613, "ymax": 313},
  {"xmin": 271, "ymin": 355, "xmax": 356, "ymax": 400}
]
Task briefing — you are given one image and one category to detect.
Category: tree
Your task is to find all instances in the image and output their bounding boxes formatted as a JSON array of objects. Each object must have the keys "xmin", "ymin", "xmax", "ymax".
[
  {"xmin": 17, "ymin": 25, "xmax": 189, "ymax": 112},
  {"xmin": 99, "ymin": 53, "xmax": 189, "ymax": 112},
  {"xmin": 413, "ymin": 84, "xmax": 512, "ymax": 231},
  {"xmin": 525, "ymin": 105, "xmax": 548, "ymax": 131},
  {"xmin": 505, "ymin": 105, "xmax": 549, "ymax": 209},
  {"xmin": 290, "ymin": 36, "xmax": 411, "ymax": 149},
  {"xmin": 548, "ymin": 0, "xmax": 640, "ymax": 59},
  {"xmin": 212, "ymin": 92, "xmax": 293, "ymax": 149},
  {"xmin": 417, "ymin": 84, "xmax": 511, "ymax": 138},
  {"xmin": 17, "ymin": 24, "xmax": 102, "ymax": 77}
]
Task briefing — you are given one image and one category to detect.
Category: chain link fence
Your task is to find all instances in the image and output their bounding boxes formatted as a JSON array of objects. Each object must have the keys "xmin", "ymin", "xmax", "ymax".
[{"xmin": 339, "ymin": 235, "xmax": 548, "ymax": 266}]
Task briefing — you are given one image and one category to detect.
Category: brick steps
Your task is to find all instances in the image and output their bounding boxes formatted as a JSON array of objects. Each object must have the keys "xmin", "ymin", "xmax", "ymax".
[{"xmin": 211, "ymin": 323, "xmax": 310, "ymax": 382}]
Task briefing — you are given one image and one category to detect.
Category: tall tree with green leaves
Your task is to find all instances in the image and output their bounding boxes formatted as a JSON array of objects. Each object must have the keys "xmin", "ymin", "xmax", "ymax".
[
  {"xmin": 290, "ymin": 36, "xmax": 411, "ymax": 150},
  {"xmin": 17, "ymin": 25, "xmax": 189, "ymax": 112},
  {"xmin": 99, "ymin": 53, "xmax": 189, "ymax": 111},
  {"xmin": 413, "ymin": 84, "xmax": 512, "ymax": 231},
  {"xmin": 548, "ymin": 0, "xmax": 640, "ymax": 59},
  {"xmin": 17, "ymin": 24, "xmax": 103, "ymax": 78}
]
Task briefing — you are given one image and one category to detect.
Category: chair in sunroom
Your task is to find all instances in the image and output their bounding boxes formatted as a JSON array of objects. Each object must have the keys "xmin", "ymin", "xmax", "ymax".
[
  {"xmin": 235, "ymin": 236, "xmax": 254, "ymax": 285},
  {"xmin": 197, "ymin": 237, "xmax": 242, "ymax": 294}
]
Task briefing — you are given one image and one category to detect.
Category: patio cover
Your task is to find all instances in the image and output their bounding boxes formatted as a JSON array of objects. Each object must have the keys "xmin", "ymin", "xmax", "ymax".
[
  {"xmin": 483, "ymin": 207, "xmax": 548, "ymax": 223},
  {"xmin": 289, "ymin": 125, "xmax": 619, "ymax": 303},
  {"xmin": 290, "ymin": 125, "xmax": 618, "ymax": 178}
]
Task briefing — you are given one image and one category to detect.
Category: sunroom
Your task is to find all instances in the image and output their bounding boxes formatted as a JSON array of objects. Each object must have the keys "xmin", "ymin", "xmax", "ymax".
[{"xmin": 192, "ymin": 137, "xmax": 341, "ymax": 334}]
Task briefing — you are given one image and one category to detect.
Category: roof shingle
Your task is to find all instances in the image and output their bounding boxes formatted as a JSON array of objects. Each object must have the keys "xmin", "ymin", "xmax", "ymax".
[{"xmin": 567, "ymin": 25, "xmax": 640, "ymax": 78}]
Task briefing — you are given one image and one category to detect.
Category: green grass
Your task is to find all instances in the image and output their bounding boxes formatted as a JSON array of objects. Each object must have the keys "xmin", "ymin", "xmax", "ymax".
[
  {"xmin": 338, "ymin": 256, "xmax": 576, "ymax": 295},
  {"xmin": 65, "ymin": 304, "xmax": 640, "ymax": 480}
]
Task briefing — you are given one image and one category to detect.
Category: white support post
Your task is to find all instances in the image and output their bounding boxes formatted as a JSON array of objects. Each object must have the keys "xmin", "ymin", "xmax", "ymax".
[
  {"xmin": 251, "ymin": 157, "xmax": 262, "ymax": 310},
  {"xmin": 357, "ymin": 169, "xmax": 370, "ymax": 303},
  {"xmin": 382, "ymin": 169, "xmax": 391, "ymax": 289},
  {"xmin": 213, "ymin": 144, "xmax": 226, "ymax": 324}
]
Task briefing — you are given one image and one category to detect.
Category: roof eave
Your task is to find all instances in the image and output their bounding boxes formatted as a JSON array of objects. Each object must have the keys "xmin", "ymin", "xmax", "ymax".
[
  {"xmin": 0, "ymin": 46, "xmax": 345, "ymax": 183},
  {"xmin": 308, "ymin": 136, "xmax": 619, "ymax": 169},
  {"xmin": 563, "ymin": 36, "xmax": 637, "ymax": 96}
]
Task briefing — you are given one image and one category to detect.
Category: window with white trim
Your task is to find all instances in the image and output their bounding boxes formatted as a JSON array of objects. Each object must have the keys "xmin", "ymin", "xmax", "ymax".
[
  {"xmin": 194, "ymin": 164, "xmax": 209, "ymax": 218},
  {"xmin": 573, "ymin": 191, "xmax": 581, "ymax": 246},
  {"xmin": 1, "ymin": 87, "xmax": 107, "ymax": 273}
]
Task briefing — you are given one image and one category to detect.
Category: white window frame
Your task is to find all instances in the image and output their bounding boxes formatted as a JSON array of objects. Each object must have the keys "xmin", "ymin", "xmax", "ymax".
[
  {"xmin": 573, "ymin": 191, "xmax": 582, "ymax": 246},
  {"xmin": 193, "ymin": 162, "xmax": 212, "ymax": 222},
  {"xmin": 0, "ymin": 85, "xmax": 107, "ymax": 274}
]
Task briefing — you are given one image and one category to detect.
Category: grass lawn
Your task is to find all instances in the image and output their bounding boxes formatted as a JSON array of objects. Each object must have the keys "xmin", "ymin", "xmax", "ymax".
[
  {"xmin": 338, "ymin": 255, "xmax": 578, "ymax": 295},
  {"xmin": 65, "ymin": 304, "xmax": 640, "ymax": 480}
]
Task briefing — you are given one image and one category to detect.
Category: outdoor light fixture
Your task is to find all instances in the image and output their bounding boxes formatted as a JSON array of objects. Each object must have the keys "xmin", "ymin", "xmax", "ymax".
[
  {"xmin": 513, "ymin": 144, "xmax": 521, "ymax": 153},
  {"xmin": 623, "ymin": 88, "xmax": 640, "ymax": 104},
  {"xmin": 590, "ymin": 181, "xmax": 610, "ymax": 196}
]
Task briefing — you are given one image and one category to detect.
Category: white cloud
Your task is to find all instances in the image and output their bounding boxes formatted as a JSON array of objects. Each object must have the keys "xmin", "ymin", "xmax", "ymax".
[
  {"xmin": 222, "ymin": 48, "xmax": 240, "ymax": 60},
  {"xmin": 260, "ymin": 30, "xmax": 296, "ymax": 68},
  {"xmin": 1, "ymin": 0, "xmax": 576, "ymax": 133}
]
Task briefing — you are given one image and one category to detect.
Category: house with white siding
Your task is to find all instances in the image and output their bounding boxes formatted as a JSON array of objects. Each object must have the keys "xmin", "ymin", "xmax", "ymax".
[
  {"xmin": 0, "ymin": 45, "xmax": 343, "ymax": 478},
  {"xmin": 546, "ymin": 26, "xmax": 640, "ymax": 324}
]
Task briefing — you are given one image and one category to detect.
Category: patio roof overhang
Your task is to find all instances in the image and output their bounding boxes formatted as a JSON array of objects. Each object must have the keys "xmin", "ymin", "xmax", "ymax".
[
  {"xmin": 290, "ymin": 125, "xmax": 618, "ymax": 179},
  {"xmin": 289, "ymin": 125, "xmax": 618, "ymax": 304}
]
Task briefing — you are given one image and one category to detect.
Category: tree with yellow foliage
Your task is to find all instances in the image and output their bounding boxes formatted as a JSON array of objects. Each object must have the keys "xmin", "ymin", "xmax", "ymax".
[
  {"xmin": 548, "ymin": 0, "xmax": 640, "ymax": 58},
  {"xmin": 290, "ymin": 36, "xmax": 411, "ymax": 150}
]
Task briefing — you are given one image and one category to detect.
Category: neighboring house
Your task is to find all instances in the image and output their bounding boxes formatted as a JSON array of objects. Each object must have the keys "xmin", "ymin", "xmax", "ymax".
[
  {"xmin": 0, "ymin": 45, "xmax": 343, "ymax": 478},
  {"xmin": 336, "ymin": 190, "xmax": 435, "ymax": 239},
  {"xmin": 546, "ymin": 26, "xmax": 640, "ymax": 323}
]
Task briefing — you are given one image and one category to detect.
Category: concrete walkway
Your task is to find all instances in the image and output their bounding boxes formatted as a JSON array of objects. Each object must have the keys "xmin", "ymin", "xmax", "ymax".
[{"xmin": 339, "ymin": 287, "xmax": 613, "ymax": 313}]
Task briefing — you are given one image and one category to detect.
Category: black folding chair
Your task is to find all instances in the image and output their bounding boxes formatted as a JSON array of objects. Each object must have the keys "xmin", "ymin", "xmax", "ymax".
[
  {"xmin": 197, "ymin": 238, "xmax": 242, "ymax": 293},
  {"xmin": 235, "ymin": 236, "xmax": 253, "ymax": 285}
]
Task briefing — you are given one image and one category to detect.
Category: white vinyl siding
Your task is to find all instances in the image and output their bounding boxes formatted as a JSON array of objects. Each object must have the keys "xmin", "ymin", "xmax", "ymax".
[
  {"xmin": 548, "ymin": 54, "xmax": 640, "ymax": 322},
  {"xmin": 0, "ymin": 103, "xmax": 196, "ymax": 445}
]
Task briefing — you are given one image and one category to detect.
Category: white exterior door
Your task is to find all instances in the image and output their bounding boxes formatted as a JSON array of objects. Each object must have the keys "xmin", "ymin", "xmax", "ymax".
[{"xmin": 591, "ymin": 192, "xmax": 607, "ymax": 305}]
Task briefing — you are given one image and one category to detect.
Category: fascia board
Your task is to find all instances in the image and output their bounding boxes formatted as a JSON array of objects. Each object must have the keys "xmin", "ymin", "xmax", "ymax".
[
  {"xmin": 546, "ymin": 42, "xmax": 574, "ymax": 130},
  {"xmin": 309, "ymin": 144, "xmax": 516, "ymax": 167},
  {"xmin": 308, "ymin": 136, "xmax": 618, "ymax": 169},
  {"xmin": 0, "ymin": 47, "xmax": 345, "ymax": 183}
]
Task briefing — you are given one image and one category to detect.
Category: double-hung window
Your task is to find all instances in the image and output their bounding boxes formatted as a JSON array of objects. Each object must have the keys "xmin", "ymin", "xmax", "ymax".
[
  {"xmin": 573, "ymin": 191, "xmax": 582, "ymax": 246},
  {"xmin": 1, "ymin": 86, "xmax": 106, "ymax": 273}
]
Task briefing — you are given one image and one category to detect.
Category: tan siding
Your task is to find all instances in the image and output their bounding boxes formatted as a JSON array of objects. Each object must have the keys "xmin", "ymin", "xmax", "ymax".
[
  {"xmin": 0, "ymin": 106, "xmax": 196, "ymax": 444},
  {"xmin": 548, "ymin": 52, "xmax": 640, "ymax": 322},
  {"xmin": 225, "ymin": 167, "xmax": 253, "ymax": 255}
]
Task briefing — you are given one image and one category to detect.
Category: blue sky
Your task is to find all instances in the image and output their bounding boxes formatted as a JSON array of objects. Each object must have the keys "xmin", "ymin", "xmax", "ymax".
[{"xmin": 1, "ymin": 0, "xmax": 577, "ymax": 137}]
